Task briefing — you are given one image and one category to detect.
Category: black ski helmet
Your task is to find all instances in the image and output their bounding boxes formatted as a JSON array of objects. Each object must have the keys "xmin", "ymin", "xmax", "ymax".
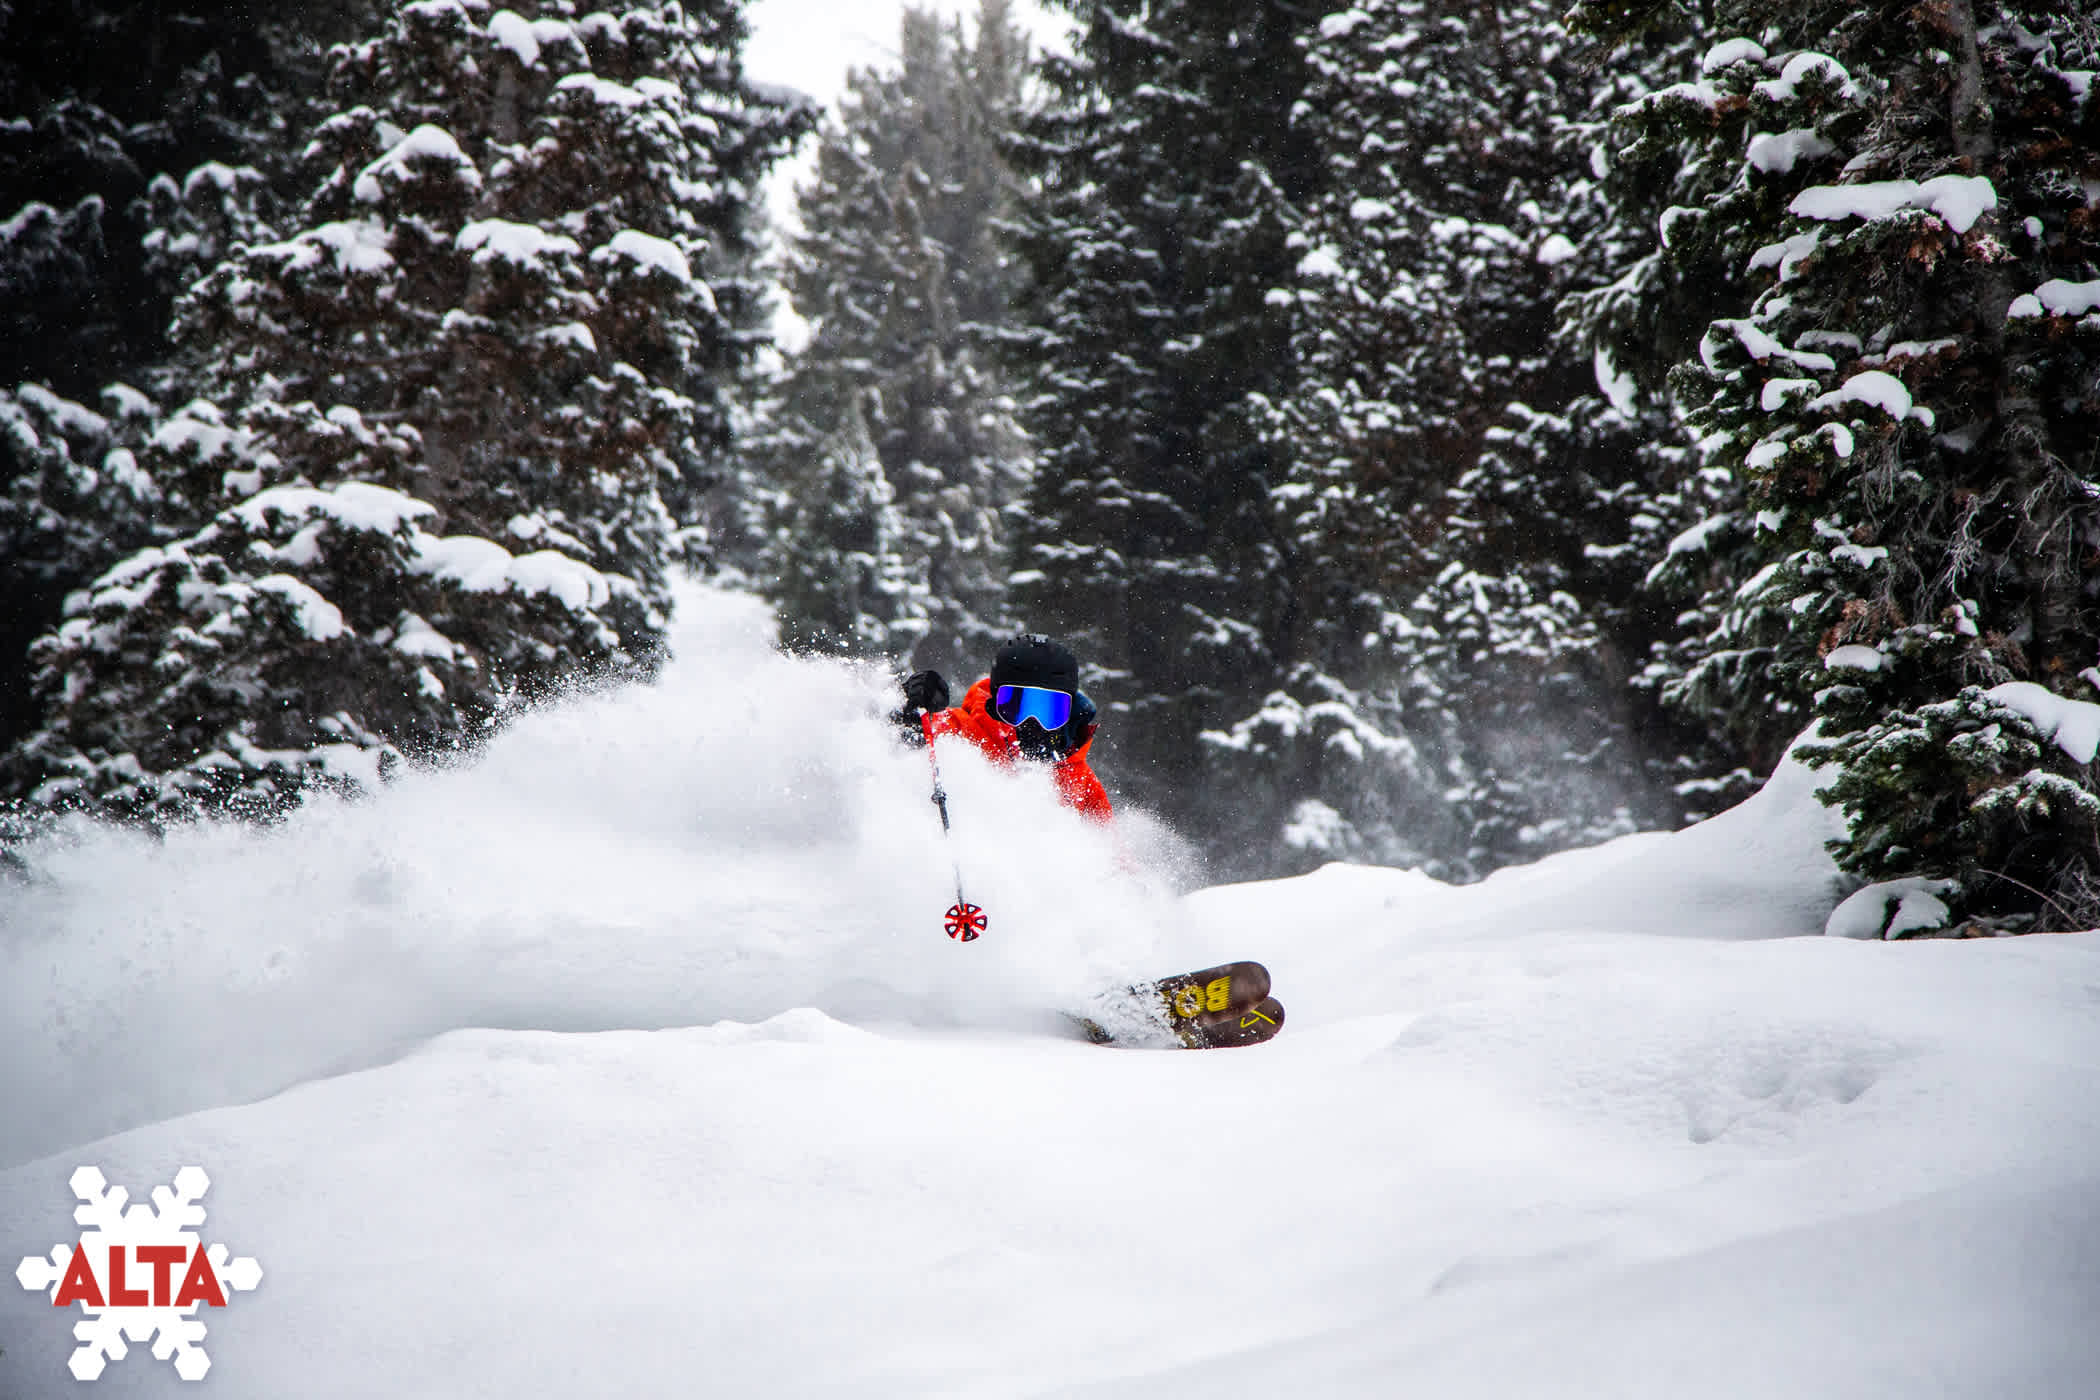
[
  {"xmin": 989, "ymin": 634, "xmax": 1079, "ymax": 697},
  {"xmin": 989, "ymin": 634, "xmax": 1089, "ymax": 760}
]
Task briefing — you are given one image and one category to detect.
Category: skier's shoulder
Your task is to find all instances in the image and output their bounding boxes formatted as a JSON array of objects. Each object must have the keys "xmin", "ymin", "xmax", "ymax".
[
  {"xmin": 956, "ymin": 675, "xmax": 995, "ymax": 714},
  {"xmin": 924, "ymin": 676, "xmax": 998, "ymax": 743}
]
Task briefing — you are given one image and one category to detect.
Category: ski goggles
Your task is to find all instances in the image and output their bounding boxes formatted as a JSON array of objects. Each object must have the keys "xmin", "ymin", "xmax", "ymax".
[{"xmin": 993, "ymin": 684, "xmax": 1074, "ymax": 732}]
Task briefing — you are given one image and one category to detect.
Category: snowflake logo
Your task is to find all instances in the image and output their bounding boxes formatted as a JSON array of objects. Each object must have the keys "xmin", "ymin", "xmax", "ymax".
[{"xmin": 14, "ymin": 1166, "xmax": 263, "ymax": 1381}]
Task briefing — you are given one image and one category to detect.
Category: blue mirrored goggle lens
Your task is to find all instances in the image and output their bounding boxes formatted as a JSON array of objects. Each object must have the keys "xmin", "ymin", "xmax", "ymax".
[{"xmin": 993, "ymin": 684, "xmax": 1073, "ymax": 731}]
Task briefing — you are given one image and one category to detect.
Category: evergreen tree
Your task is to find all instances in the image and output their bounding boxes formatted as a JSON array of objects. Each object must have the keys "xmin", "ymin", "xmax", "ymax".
[
  {"xmin": 762, "ymin": 388, "xmax": 929, "ymax": 656},
  {"xmin": 1576, "ymin": 0, "xmax": 2100, "ymax": 929},
  {"xmin": 750, "ymin": 0, "xmax": 1031, "ymax": 676},
  {"xmin": 1209, "ymin": 0, "xmax": 1733, "ymax": 877},
  {"xmin": 0, "ymin": 0, "xmax": 374, "ymax": 396},
  {"xmin": 0, "ymin": 381, "xmax": 164, "ymax": 747},
  {"xmin": 1006, "ymin": 0, "xmax": 1322, "ymax": 824},
  {"xmin": 2, "ymin": 0, "xmax": 805, "ymax": 822},
  {"xmin": 0, "ymin": 0, "xmax": 376, "ymax": 757}
]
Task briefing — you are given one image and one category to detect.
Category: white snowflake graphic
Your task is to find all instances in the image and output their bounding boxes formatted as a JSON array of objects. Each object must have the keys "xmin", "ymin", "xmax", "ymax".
[{"xmin": 14, "ymin": 1166, "xmax": 263, "ymax": 1381}]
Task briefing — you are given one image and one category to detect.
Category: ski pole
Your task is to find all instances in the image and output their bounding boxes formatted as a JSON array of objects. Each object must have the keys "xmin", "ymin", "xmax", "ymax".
[{"xmin": 927, "ymin": 740, "xmax": 987, "ymax": 942}]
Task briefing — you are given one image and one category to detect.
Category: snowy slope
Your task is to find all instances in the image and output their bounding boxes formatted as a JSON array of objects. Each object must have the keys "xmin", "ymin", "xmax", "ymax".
[{"xmin": 2, "ymin": 586, "xmax": 2096, "ymax": 1398}]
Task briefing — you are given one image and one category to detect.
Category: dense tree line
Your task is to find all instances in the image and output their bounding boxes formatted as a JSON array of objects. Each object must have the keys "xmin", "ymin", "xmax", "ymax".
[
  {"xmin": 759, "ymin": 0, "xmax": 2095, "ymax": 926},
  {"xmin": 5, "ymin": 0, "xmax": 2094, "ymax": 933}
]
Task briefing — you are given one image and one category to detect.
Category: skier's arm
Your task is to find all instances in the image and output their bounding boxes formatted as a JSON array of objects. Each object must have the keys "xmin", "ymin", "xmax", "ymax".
[{"xmin": 891, "ymin": 670, "xmax": 950, "ymax": 747}]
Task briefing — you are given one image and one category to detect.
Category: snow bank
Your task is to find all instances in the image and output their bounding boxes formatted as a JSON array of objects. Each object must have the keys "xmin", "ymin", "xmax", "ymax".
[
  {"xmin": 1825, "ymin": 876, "xmax": 1952, "ymax": 938},
  {"xmin": 5, "ymin": 803, "xmax": 2094, "ymax": 1396},
  {"xmin": 1178, "ymin": 749, "xmax": 1846, "ymax": 1010},
  {"xmin": 3, "ymin": 589, "xmax": 2095, "ymax": 1398}
]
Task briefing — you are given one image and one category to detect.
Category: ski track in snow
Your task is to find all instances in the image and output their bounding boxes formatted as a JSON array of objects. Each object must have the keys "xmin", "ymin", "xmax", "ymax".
[{"xmin": 2, "ymin": 585, "xmax": 2098, "ymax": 1398}]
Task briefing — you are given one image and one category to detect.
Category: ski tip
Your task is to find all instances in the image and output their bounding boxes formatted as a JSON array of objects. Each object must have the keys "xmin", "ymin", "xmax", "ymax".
[{"xmin": 1181, "ymin": 996, "xmax": 1283, "ymax": 1049}]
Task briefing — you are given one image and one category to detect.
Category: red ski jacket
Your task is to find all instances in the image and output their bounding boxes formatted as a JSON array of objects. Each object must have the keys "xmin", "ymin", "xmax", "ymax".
[{"xmin": 922, "ymin": 677, "xmax": 1113, "ymax": 821}]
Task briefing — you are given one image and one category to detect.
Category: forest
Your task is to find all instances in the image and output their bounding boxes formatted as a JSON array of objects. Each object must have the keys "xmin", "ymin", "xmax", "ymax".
[{"xmin": 2, "ymin": 0, "xmax": 2096, "ymax": 936}]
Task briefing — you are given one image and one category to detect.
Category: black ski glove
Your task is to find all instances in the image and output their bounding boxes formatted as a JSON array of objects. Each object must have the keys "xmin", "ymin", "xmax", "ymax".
[
  {"xmin": 892, "ymin": 670, "xmax": 949, "ymax": 746},
  {"xmin": 902, "ymin": 670, "xmax": 949, "ymax": 713}
]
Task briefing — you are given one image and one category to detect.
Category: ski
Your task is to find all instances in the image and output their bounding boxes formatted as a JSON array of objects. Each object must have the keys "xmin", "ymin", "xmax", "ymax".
[
  {"xmin": 1070, "ymin": 961, "xmax": 1282, "ymax": 1049},
  {"xmin": 1190, "ymin": 996, "xmax": 1285, "ymax": 1049},
  {"xmin": 1140, "ymin": 960, "xmax": 1271, "ymax": 1029}
]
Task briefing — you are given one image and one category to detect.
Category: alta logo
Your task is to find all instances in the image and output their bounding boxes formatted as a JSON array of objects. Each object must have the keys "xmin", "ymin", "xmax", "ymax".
[{"xmin": 14, "ymin": 1166, "xmax": 262, "ymax": 1381}]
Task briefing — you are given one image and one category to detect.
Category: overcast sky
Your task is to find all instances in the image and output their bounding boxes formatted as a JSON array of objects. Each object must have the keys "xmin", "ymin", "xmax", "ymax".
[
  {"xmin": 743, "ymin": 0, "xmax": 1070, "ymax": 113},
  {"xmin": 741, "ymin": 0, "xmax": 1070, "ymax": 341}
]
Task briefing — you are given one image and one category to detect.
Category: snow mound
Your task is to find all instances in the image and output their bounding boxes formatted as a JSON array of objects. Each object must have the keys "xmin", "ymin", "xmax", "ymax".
[
  {"xmin": 1826, "ymin": 876, "xmax": 1954, "ymax": 939},
  {"xmin": 1, "ymin": 584, "xmax": 2095, "ymax": 1397}
]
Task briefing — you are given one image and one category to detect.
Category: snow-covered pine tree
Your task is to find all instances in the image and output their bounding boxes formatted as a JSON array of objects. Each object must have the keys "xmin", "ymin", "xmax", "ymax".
[
  {"xmin": 0, "ymin": 0, "xmax": 362, "ymax": 396},
  {"xmin": 1006, "ymin": 0, "xmax": 1321, "ymax": 824},
  {"xmin": 1471, "ymin": 5, "xmax": 1778, "ymax": 829},
  {"xmin": 761, "ymin": 386, "xmax": 929, "ymax": 656},
  {"xmin": 1, "ymin": 0, "xmax": 805, "ymax": 822},
  {"xmin": 1569, "ymin": 18, "xmax": 1842, "ymax": 772},
  {"xmin": 0, "ymin": 382, "xmax": 163, "ymax": 752},
  {"xmin": 1209, "ymin": 0, "xmax": 1727, "ymax": 877},
  {"xmin": 0, "ymin": 0, "xmax": 377, "ymax": 759},
  {"xmin": 749, "ymin": 0, "xmax": 1030, "ymax": 675},
  {"xmin": 1582, "ymin": 0, "xmax": 2100, "ymax": 930}
]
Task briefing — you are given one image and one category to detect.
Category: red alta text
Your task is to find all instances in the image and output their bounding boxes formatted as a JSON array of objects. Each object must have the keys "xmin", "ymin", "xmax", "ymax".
[{"xmin": 49, "ymin": 1244, "xmax": 229, "ymax": 1309}]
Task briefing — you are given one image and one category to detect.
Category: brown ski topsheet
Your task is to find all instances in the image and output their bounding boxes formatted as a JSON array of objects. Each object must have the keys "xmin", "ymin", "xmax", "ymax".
[
  {"xmin": 1070, "ymin": 962, "xmax": 1281, "ymax": 1048},
  {"xmin": 1179, "ymin": 996, "xmax": 1285, "ymax": 1049},
  {"xmin": 1136, "ymin": 961, "xmax": 1271, "ymax": 1029}
]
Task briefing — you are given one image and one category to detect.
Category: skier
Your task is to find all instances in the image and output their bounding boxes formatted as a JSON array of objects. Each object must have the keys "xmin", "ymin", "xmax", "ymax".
[
  {"xmin": 895, "ymin": 636, "xmax": 1282, "ymax": 1047},
  {"xmin": 893, "ymin": 633, "xmax": 1112, "ymax": 820}
]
